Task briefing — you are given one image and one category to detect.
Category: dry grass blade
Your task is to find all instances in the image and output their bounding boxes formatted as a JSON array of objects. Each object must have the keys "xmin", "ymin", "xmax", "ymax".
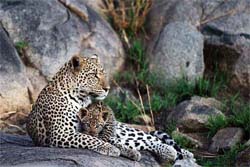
[
  {"xmin": 102, "ymin": 0, "xmax": 152, "ymax": 33},
  {"xmin": 146, "ymin": 84, "xmax": 154, "ymax": 126},
  {"xmin": 198, "ymin": 5, "xmax": 247, "ymax": 27},
  {"xmin": 111, "ymin": 79, "xmax": 141, "ymax": 112}
]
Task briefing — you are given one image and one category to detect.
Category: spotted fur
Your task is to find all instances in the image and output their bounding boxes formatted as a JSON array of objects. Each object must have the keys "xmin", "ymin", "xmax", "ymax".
[
  {"xmin": 26, "ymin": 55, "xmax": 120, "ymax": 157},
  {"xmin": 78, "ymin": 102, "xmax": 180, "ymax": 161}
]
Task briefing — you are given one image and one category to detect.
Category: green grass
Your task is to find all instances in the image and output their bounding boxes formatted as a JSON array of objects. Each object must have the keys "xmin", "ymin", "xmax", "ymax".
[
  {"xmin": 197, "ymin": 144, "xmax": 246, "ymax": 167},
  {"xmin": 104, "ymin": 95, "xmax": 140, "ymax": 123},
  {"xmin": 207, "ymin": 115, "xmax": 228, "ymax": 137},
  {"xmin": 171, "ymin": 132, "xmax": 195, "ymax": 150},
  {"xmin": 206, "ymin": 95, "xmax": 250, "ymax": 138}
]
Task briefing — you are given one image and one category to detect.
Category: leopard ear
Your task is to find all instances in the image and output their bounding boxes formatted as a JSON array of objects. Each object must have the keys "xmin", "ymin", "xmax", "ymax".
[
  {"xmin": 71, "ymin": 55, "xmax": 86, "ymax": 72},
  {"xmin": 78, "ymin": 108, "xmax": 88, "ymax": 119},
  {"xmin": 90, "ymin": 54, "xmax": 100, "ymax": 64}
]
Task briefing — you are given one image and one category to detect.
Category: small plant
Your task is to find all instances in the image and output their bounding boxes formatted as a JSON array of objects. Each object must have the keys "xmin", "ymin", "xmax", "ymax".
[
  {"xmin": 15, "ymin": 41, "xmax": 28, "ymax": 53},
  {"xmin": 228, "ymin": 100, "xmax": 250, "ymax": 136},
  {"xmin": 165, "ymin": 121, "xmax": 177, "ymax": 135},
  {"xmin": 172, "ymin": 132, "xmax": 194, "ymax": 149},
  {"xmin": 207, "ymin": 115, "xmax": 228, "ymax": 137}
]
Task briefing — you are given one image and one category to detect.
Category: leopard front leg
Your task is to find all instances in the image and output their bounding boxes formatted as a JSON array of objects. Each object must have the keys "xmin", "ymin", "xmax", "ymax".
[{"xmin": 50, "ymin": 131, "xmax": 120, "ymax": 157}]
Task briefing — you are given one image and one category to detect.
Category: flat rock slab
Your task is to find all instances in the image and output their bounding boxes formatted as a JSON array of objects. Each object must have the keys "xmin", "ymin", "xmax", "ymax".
[
  {"xmin": 0, "ymin": 132, "xmax": 160, "ymax": 167},
  {"xmin": 209, "ymin": 127, "xmax": 244, "ymax": 153}
]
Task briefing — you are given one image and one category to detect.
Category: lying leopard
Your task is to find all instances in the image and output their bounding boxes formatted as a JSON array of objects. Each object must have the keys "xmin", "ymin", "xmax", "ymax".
[
  {"xmin": 26, "ymin": 55, "xmax": 120, "ymax": 156},
  {"xmin": 78, "ymin": 102, "xmax": 194, "ymax": 161}
]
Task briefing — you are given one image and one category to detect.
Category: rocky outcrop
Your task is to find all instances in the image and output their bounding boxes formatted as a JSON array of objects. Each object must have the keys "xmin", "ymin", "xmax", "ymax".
[
  {"xmin": 148, "ymin": 22, "xmax": 204, "ymax": 81},
  {"xmin": 146, "ymin": 0, "xmax": 250, "ymax": 95},
  {"xmin": 209, "ymin": 127, "xmax": 244, "ymax": 153},
  {"xmin": 0, "ymin": 0, "xmax": 124, "ymax": 80},
  {"xmin": 200, "ymin": 0, "xmax": 250, "ymax": 95},
  {"xmin": 0, "ymin": 132, "xmax": 160, "ymax": 167},
  {"xmin": 167, "ymin": 96, "xmax": 224, "ymax": 132}
]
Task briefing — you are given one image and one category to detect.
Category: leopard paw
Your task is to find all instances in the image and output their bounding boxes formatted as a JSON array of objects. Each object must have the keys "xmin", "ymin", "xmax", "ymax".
[
  {"xmin": 126, "ymin": 149, "xmax": 141, "ymax": 161},
  {"xmin": 96, "ymin": 143, "xmax": 121, "ymax": 157}
]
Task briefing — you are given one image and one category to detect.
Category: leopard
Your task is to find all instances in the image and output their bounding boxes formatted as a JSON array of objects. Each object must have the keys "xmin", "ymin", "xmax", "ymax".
[
  {"xmin": 77, "ymin": 101, "xmax": 194, "ymax": 162},
  {"xmin": 26, "ymin": 54, "xmax": 120, "ymax": 157}
]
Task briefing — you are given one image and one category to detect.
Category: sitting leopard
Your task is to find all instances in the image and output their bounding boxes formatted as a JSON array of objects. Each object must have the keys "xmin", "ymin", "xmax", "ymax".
[
  {"xmin": 77, "ymin": 102, "xmax": 193, "ymax": 161},
  {"xmin": 26, "ymin": 55, "xmax": 120, "ymax": 157}
]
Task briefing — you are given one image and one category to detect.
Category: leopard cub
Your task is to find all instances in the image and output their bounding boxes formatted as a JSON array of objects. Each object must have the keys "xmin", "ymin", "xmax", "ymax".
[{"xmin": 78, "ymin": 102, "xmax": 141, "ymax": 161}]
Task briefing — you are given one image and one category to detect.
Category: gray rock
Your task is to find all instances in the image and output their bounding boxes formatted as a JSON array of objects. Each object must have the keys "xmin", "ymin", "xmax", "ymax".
[
  {"xmin": 146, "ymin": 0, "xmax": 202, "ymax": 37},
  {"xmin": 167, "ymin": 96, "xmax": 224, "ymax": 132},
  {"xmin": 0, "ymin": 132, "xmax": 160, "ymax": 167},
  {"xmin": 209, "ymin": 127, "xmax": 244, "ymax": 153},
  {"xmin": 82, "ymin": 0, "xmax": 105, "ymax": 15},
  {"xmin": 148, "ymin": 22, "xmax": 204, "ymax": 81},
  {"xmin": 236, "ymin": 146, "xmax": 250, "ymax": 167},
  {"xmin": 0, "ymin": 25, "xmax": 32, "ymax": 115},
  {"xmin": 201, "ymin": 0, "xmax": 250, "ymax": 95},
  {"xmin": 173, "ymin": 159, "xmax": 201, "ymax": 167},
  {"xmin": 0, "ymin": 0, "xmax": 124, "ymax": 79}
]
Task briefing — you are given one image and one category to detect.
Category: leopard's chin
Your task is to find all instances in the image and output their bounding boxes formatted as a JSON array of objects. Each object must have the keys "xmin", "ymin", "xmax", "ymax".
[
  {"xmin": 91, "ymin": 90, "xmax": 108, "ymax": 101},
  {"xmin": 95, "ymin": 95, "xmax": 107, "ymax": 100}
]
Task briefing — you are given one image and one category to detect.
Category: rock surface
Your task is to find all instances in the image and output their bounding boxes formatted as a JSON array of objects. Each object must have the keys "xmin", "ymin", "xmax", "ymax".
[
  {"xmin": 148, "ymin": 22, "xmax": 204, "ymax": 81},
  {"xmin": 236, "ymin": 146, "xmax": 250, "ymax": 167},
  {"xmin": 167, "ymin": 96, "xmax": 224, "ymax": 132},
  {"xmin": 0, "ymin": 132, "xmax": 160, "ymax": 167},
  {"xmin": 0, "ymin": 26, "xmax": 32, "ymax": 116},
  {"xmin": 173, "ymin": 159, "xmax": 201, "ymax": 167},
  {"xmin": 146, "ymin": 0, "xmax": 201, "ymax": 36},
  {"xmin": 0, "ymin": 0, "xmax": 124, "ymax": 79},
  {"xmin": 209, "ymin": 127, "xmax": 244, "ymax": 153}
]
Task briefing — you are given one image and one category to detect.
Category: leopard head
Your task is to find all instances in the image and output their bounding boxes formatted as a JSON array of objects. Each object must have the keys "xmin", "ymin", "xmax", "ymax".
[{"xmin": 54, "ymin": 54, "xmax": 110, "ymax": 101}]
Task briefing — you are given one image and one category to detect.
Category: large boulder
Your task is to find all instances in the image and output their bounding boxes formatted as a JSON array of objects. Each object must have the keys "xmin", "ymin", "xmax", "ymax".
[
  {"xmin": 0, "ymin": 0, "xmax": 124, "ymax": 80},
  {"xmin": 167, "ymin": 96, "xmax": 224, "ymax": 132},
  {"xmin": 0, "ymin": 26, "xmax": 32, "ymax": 118},
  {"xmin": 148, "ymin": 22, "xmax": 204, "ymax": 81},
  {"xmin": 0, "ymin": 132, "xmax": 160, "ymax": 167}
]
